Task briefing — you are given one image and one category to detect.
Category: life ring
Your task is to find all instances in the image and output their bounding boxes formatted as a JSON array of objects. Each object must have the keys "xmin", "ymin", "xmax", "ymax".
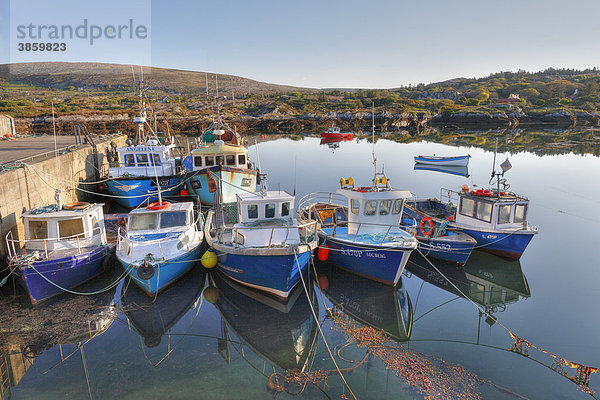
[
  {"xmin": 63, "ymin": 202, "xmax": 90, "ymax": 210},
  {"xmin": 471, "ymin": 189, "xmax": 492, "ymax": 197},
  {"xmin": 208, "ymin": 178, "xmax": 217, "ymax": 193},
  {"xmin": 419, "ymin": 216, "xmax": 434, "ymax": 236},
  {"xmin": 446, "ymin": 214, "xmax": 455, "ymax": 222},
  {"xmin": 137, "ymin": 261, "xmax": 155, "ymax": 280},
  {"xmin": 352, "ymin": 187, "xmax": 372, "ymax": 193},
  {"xmin": 147, "ymin": 201, "xmax": 170, "ymax": 210}
]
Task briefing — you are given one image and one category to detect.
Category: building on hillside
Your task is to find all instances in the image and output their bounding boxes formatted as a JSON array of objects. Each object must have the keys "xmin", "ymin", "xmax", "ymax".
[
  {"xmin": 0, "ymin": 115, "xmax": 15, "ymax": 137},
  {"xmin": 497, "ymin": 94, "xmax": 521, "ymax": 104}
]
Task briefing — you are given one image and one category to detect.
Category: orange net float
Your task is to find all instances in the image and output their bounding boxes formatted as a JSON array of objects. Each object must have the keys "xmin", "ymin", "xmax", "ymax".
[
  {"xmin": 147, "ymin": 201, "xmax": 171, "ymax": 210},
  {"xmin": 419, "ymin": 216, "xmax": 434, "ymax": 236}
]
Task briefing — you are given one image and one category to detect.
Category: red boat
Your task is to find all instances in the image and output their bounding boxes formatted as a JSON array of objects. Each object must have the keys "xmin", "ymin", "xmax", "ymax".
[{"xmin": 321, "ymin": 123, "xmax": 353, "ymax": 140}]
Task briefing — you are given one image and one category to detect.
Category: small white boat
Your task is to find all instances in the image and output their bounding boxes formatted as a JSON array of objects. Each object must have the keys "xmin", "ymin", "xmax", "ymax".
[{"xmin": 414, "ymin": 154, "xmax": 470, "ymax": 167}]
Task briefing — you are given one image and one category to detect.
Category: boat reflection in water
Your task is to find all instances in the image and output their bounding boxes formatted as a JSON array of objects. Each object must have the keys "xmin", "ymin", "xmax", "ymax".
[
  {"xmin": 406, "ymin": 250, "xmax": 530, "ymax": 321},
  {"xmin": 0, "ymin": 281, "xmax": 117, "ymax": 399},
  {"xmin": 122, "ymin": 267, "xmax": 206, "ymax": 349},
  {"xmin": 208, "ymin": 270, "xmax": 319, "ymax": 373},
  {"xmin": 413, "ymin": 163, "xmax": 470, "ymax": 178},
  {"xmin": 320, "ymin": 137, "xmax": 353, "ymax": 153},
  {"xmin": 315, "ymin": 261, "xmax": 413, "ymax": 342}
]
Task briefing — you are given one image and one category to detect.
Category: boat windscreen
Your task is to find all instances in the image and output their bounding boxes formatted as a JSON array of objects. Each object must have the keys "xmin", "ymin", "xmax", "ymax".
[
  {"xmin": 160, "ymin": 211, "xmax": 188, "ymax": 228},
  {"xmin": 129, "ymin": 213, "xmax": 158, "ymax": 231}
]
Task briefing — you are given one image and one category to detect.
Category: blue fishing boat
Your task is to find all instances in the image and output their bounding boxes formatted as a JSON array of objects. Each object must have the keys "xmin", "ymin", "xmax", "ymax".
[
  {"xmin": 104, "ymin": 73, "xmax": 184, "ymax": 208},
  {"xmin": 204, "ymin": 187, "xmax": 318, "ymax": 300},
  {"xmin": 405, "ymin": 156, "xmax": 538, "ymax": 261},
  {"xmin": 298, "ymin": 178, "xmax": 418, "ymax": 286},
  {"xmin": 5, "ymin": 202, "xmax": 110, "ymax": 305},
  {"xmin": 116, "ymin": 201, "xmax": 203, "ymax": 296},
  {"xmin": 414, "ymin": 154, "xmax": 470, "ymax": 167},
  {"xmin": 182, "ymin": 107, "xmax": 258, "ymax": 206},
  {"xmin": 400, "ymin": 215, "xmax": 476, "ymax": 265}
]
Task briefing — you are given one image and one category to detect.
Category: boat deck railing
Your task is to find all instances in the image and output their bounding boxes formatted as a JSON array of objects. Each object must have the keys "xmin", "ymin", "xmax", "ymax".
[
  {"xmin": 215, "ymin": 220, "xmax": 318, "ymax": 249},
  {"xmin": 5, "ymin": 227, "xmax": 104, "ymax": 262},
  {"xmin": 440, "ymin": 187, "xmax": 461, "ymax": 205},
  {"xmin": 297, "ymin": 192, "xmax": 347, "ymax": 210}
]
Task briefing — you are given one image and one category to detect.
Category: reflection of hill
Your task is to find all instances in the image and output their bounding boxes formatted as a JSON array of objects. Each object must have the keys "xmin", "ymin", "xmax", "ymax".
[
  {"xmin": 211, "ymin": 270, "xmax": 318, "ymax": 372},
  {"xmin": 316, "ymin": 262, "xmax": 413, "ymax": 342},
  {"xmin": 387, "ymin": 127, "xmax": 600, "ymax": 157}
]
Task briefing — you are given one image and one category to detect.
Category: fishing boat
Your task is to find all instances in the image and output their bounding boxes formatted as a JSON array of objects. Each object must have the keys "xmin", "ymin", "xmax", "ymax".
[
  {"xmin": 316, "ymin": 261, "xmax": 412, "ymax": 342},
  {"xmin": 116, "ymin": 200, "xmax": 203, "ymax": 296},
  {"xmin": 183, "ymin": 104, "xmax": 258, "ymax": 206},
  {"xmin": 204, "ymin": 175, "xmax": 318, "ymax": 300},
  {"xmin": 404, "ymin": 155, "xmax": 538, "ymax": 260},
  {"xmin": 400, "ymin": 214, "xmax": 477, "ymax": 265},
  {"xmin": 297, "ymin": 106, "xmax": 417, "ymax": 286},
  {"xmin": 321, "ymin": 123, "xmax": 353, "ymax": 140},
  {"xmin": 104, "ymin": 72, "xmax": 184, "ymax": 208},
  {"xmin": 413, "ymin": 163, "xmax": 470, "ymax": 178},
  {"xmin": 209, "ymin": 269, "xmax": 318, "ymax": 372},
  {"xmin": 414, "ymin": 154, "xmax": 470, "ymax": 167},
  {"xmin": 5, "ymin": 202, "xmax": 110, "ymax": 305}
]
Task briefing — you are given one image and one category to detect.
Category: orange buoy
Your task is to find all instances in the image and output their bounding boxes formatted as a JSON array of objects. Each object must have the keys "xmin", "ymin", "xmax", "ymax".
[
  {"xmin": 63, "ymin": 202, "xmax": 90, "ymax": 210},
  {"xmin": 318, "ymin": 275, "xmax": 329, "ymax": 291},
  {"xmin": 147, "ymin": 201, "xmax": 170, "ymax": 210},
  {"xmin": 317, "ymin": 245, "xmax": 329, "ymax": 261},
  {"xmin": 180, "ymin": 189, "xmax": 189, "ymax": 196}
]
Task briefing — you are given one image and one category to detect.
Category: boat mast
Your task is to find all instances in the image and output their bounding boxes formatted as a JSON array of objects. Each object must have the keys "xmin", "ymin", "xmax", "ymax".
[
  {"xmin": 372, "ymin": 102, "xmax": 377, "ymax": 185},
  {"xmin": 132, "ymin": 67, "xmax": 147, "ymax": 145},
  {"xmin": 52, "ymin": 101, "xmax": 61, "ymax": 208}
]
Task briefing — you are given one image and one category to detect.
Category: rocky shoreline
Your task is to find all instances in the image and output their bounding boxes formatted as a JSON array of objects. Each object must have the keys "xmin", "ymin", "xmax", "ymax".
[{"xmin": 11, "ymin": 109, "xmax": 600, "ymax": 136}]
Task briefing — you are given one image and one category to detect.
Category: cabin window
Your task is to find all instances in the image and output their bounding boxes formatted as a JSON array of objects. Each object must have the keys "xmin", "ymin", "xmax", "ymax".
[
  {"xmin": 136, "ymin": 154, "xmax": 149, "ymax": 166},
  {"xmin": 380, "ymin": 200, "xmax": 392, "ymax": 215},
  {"xmin": 459, "ymin": 198, "xmax": 476, "ymax": 217},
  {"xmin": 58, "ymin": 218, "xmax": 85, "ymax": 239},
  {"xmin": 91, "ymin": 216, "xmax": 100, "ymax": 234},
  {"xmin": 281, "ymin": 202, "xmax": 290, "ymax": 216},
  {"xmin": 265, "ymin": 203, "xmax": 276, "ymax": 218},
  {"xmin": 514, "ymin": 204, "xmax": 528, "ymax": 223},
  {"xmin": 29, "ymin": 220, "xmax": 48, "ymax": 240},
  {"xmin": 248, "ymin": 204, "xmax": 258, "ymax": 219},
  {"xmin": 475, "ymin": 201, "xmax": 493, "ymax": 222},
  {"xmin": 393, "ymin": 200, "xmax": 403, "ymax": 214},
  {"xmin": 151, "ymin": 154, "xmax": 161, "ymax": 166},
  {"xmin": 129, "ymin": 213, "xmax": 158, "ymax": 231},
  {"xmin": 498, "ymin": 204, "xmax": 512, "ymax": 224},
  {"xmin": 238, "ymin": 154, "xmax": 246, "ymax": 165},
  {"xmin": 364, "ymin": 200, "xmax": 377, "ymax": 216},
  {"xmin": 234, "ymin": 232, "xmax": 245, "ymax": 246},
  {"xmin": 160, "ymin": 212, "xmax": 188, "ymax": 228},
  {"xmin": 215, "ymin": 156, "xmax": 224, "ymax": 165},
  {"xmin": 124, "ymin": 154, "xmax": 135, "ymax": 166},
  {"xmin": 194, "ymin": 156, "xmax": 203, "ymax": 168},
  {"xmin": 205, "ymin": 156, "xmax": 215, "ymax": 167},
  {"xmin": 226, "ymin": 155, "xmax": 236, "ymax": 165},
  {"xmin": 351, "ymin": 199, "xmax": 360, "ymax": 215}
]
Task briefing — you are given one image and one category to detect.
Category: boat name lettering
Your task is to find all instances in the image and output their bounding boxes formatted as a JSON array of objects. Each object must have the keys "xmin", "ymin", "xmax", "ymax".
[
  {"xmin": 483, "ymin": 234, "xmax": 498, "ymax": 239},
  {"xmin": 126, "ymin": 147, "xmax": 157, "ymax": 152},
  {"xmin": 339, "ymin": 294, "xmax": 361, "ymax": 312},
  {"xmin": 366, "ymin": 252, "xmax": 386, "ymax": 259},
  {"xmin": 432, "ymin": 243, "xmax": 452, "ymax": 251},
  {"xmin": 341, "ymin": 249, "xmax": 363, "ymax": 257}
]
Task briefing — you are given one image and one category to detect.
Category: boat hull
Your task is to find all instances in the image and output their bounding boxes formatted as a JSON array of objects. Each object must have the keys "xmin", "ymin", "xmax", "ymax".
[
  {"xmin": 454, "ymin": 227, "xmax": 535, "ymax": 260},
  {"xmin": 187, "ymin": 166, "xmax": 257, "ymax": 206},
  {"xmin": 118, "ymin": 243, "xmax": 202, "ymax": 296},
  {"xmin": 415, "ymin": 234, "xmax": 476, "ymax": 265},
  {"xmin": 11, "ymin": 246, "xmax": 108, "ymax": 305},
  {"xmin": 414, "ymin": 155, "xmax": 470, "ymax": 167},
  {"xmin": 320, "ymin": 236, "xmax": 412, "ymax": 286},
  {"xmin": 106, "ymin": 175, "xmax": 182, "ymax": 208},
  {"xmin": 212, "ymin": 249, "xmax": 312, "ymax": 300}
]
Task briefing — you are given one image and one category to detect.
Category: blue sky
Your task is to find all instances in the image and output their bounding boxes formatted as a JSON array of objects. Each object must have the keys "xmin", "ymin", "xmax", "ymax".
[{"xmin": 2, "ymin": 0, "xmax": 600, "ymax": 88}]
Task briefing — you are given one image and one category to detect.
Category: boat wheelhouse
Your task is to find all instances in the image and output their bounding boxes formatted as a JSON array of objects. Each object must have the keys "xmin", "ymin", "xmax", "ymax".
[
  {"xmin": 105, "ymin": 138, "xmax": 183, "ymax": 208},
  {"xmin": 404, "ymin": 187, "xmax": 538, "ymax": 260},
  {"xmin": 204, "ymin": 189, "xmax": 318, "ymax": 300},
  {"xmin": 5, "ymin": 202, "xmax": 109, "ymax": 305},
  {"xmin": 185, "ymin": 131, "xmax": 258, "ymax": 205},
  {"xmin": 297, "ymin": 176, "xmax": 418, "ymax": 286},
  {"xmin": 116, "ymin": 201, "xmax": 203, "ymax": 296}
]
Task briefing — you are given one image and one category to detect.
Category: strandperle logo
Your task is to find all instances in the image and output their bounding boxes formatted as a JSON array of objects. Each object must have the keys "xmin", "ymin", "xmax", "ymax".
[{"xmin": 15, "ymin": 19, "xmax": 149, "ymax": 45}]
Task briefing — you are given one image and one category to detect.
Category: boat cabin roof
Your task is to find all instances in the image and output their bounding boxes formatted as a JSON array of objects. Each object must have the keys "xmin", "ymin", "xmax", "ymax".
[
  {"xmin": 460, "ymin": 190, "xmax": 528, "ymax": 203},
  {"xmin": 129, "ymin": 202, "xmax": 194, "ymax": 215},
  {"xmin": 23, "ymin": 203, "xmax": 104, "ymax": 220},
  {"xmin": 191, "ymin": 143, "xmax": 247, "ymax": 156},
  {"xmin": 237, "ymin": 191, "xmax": 294, "ymax": 203},
  {"xmin": 337, "ymin": 187, "xmax": 413, "ymax": 200}
]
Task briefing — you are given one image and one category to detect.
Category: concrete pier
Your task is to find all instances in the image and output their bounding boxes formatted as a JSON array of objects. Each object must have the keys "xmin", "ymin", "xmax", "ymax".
[{"xmin": 0, "ymin": 134, "xmax": 127, "ymax": 262}]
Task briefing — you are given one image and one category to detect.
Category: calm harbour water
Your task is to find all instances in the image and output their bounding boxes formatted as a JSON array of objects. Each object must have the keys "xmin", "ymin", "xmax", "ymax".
[{"xmin": 2, "ymin": 133, "xmax": 600, "ymax": 399}]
